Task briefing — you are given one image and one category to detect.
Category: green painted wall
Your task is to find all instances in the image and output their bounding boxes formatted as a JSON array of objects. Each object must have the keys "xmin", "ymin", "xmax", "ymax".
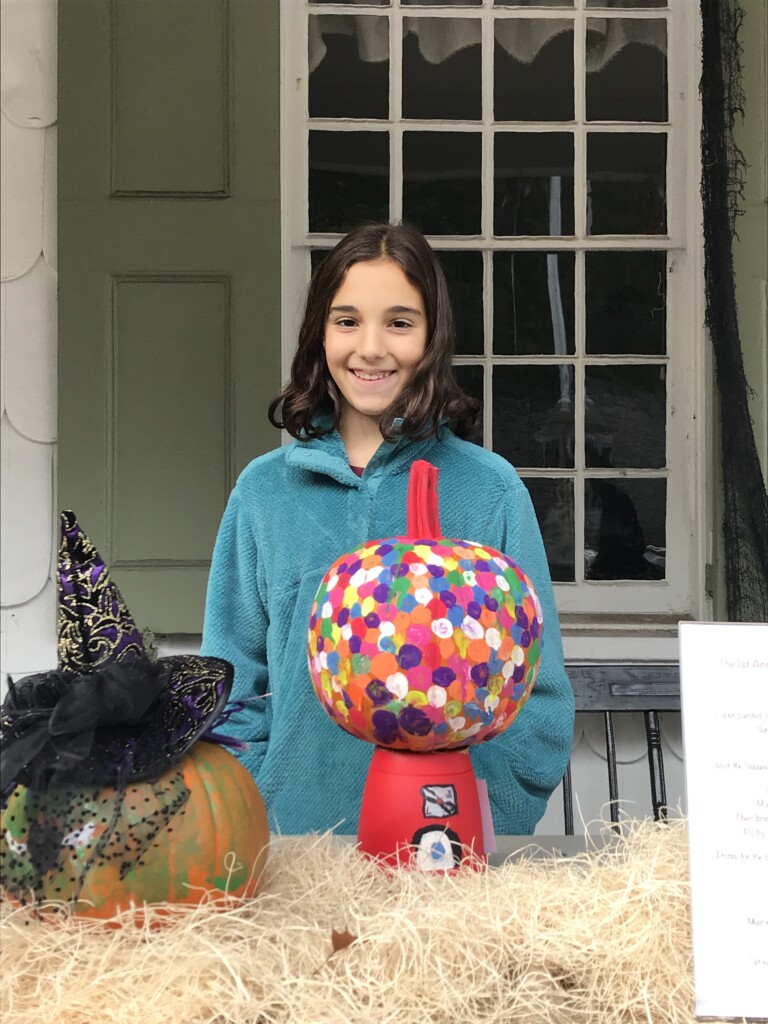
[{"xmin": 713, "ymin": 0, "xmax": 768, "ymax": 618}]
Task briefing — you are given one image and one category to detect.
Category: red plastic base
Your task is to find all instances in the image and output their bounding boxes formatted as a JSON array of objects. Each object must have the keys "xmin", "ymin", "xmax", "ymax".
[{"xmin": 357, "ymin": 747, "xmax": 486, "ymax": 870}]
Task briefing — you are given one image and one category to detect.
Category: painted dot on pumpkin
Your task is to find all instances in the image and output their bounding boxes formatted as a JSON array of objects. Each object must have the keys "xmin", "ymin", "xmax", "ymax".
[
  {"xmin": 467, "ymin": 600, "xmax": 482, "ymax": 620},
  {"xmin": 399, "ymin": 705, "xmax": 432, "ymax": 736},
  {"xmin": 471, "ymin": 663, "xmax": 490, "ymax": 686},
  {"xmin": 462, "ymin": 616, "xmax": 484, "ymax": 640},
  {"xmin": 397, "ymin": 644, "xmax": 422, "ymax": 669},
  {"xmin": 386, "ymin": 673, "xmax": 409, "ymax": 698},
  {"xmin": 432, "ymin": 666, "xmax": 455, "ymax": 687},
  {"xmin": 427, "ymin": 685, "xmax": 447, "ymax": 707},
  {"xmin": 372, "ymin": 709, "xmax": 399, "ymax": 744}
]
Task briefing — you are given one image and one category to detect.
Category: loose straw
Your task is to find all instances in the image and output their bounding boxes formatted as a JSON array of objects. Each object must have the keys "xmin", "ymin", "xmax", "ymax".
[{"xmin": 0, "ymin": 819, "xmax": 746, "ymax": 1024}]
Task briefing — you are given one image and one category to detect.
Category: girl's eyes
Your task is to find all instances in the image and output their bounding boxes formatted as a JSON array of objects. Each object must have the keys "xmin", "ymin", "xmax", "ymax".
[{"xmin": 332, "ymin": 318, "xmax": 414, "ymax": 330}]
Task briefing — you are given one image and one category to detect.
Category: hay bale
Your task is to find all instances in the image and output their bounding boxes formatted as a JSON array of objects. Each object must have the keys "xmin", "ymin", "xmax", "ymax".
[{"xmin": 0, "ymin": 819, "xmax": 740, "ymax": 1024}]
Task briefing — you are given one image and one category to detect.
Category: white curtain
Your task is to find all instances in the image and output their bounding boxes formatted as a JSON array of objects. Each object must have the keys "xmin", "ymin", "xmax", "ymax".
[{"xmin": 309, "ymin": 13, "xmax": 666, "ymax": 75}]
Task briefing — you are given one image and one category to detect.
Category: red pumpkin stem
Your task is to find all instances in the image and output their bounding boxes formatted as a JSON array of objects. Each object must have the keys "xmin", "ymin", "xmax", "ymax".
[{"xmin": 406, "ymin": 460, "xmax": 442, "ymax": 538}]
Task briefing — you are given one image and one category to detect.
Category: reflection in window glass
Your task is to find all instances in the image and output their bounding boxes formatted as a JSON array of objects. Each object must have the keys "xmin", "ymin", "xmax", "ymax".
[
  {"xmin": 586, "ymin": 19, "xmax": 667, "ymax": 122},
  {"xmin": 585, "ymin": 478, "xmax": 666, "ymax": 581},
  {"xmin": 453, "ymin": 364, "xmax": 484, "ymax": 444},
  {"xmin": 438, "ymin": 251, "xmax": 483, "ymax": 355},
  {"xmin": 585, "ymin": 364, "xmax": 666, "ymax": 469},
  {"xmin": 494, "ymin": 20, "xmax": 573, "ymax": 122},
  {"xmin": 587, "ymin": 132, "xmax": 666, "ymax": 234},
  {"xmin": 493, "ymin": 364, "xmax": 575, "ymax": 469},
  {"xmin": 309, "ymin": 131, "xmax": 389, "ymax": 232},
  {"xmin": 495, "ymin": 133, "xmax": 574, "ymax": 235},
  {"xmin": 494, "ymin": 252, "xmax": 575, "ymax": 356},
  {"xmin": 403, "ymin": 132, "xmax": 482, "ymax": 235},
  {"xmin": 523, "ymin": 478, "xmax": 575, "ymax": 582},
  {"xmin": 309, "ymin": 16, "xmax": 389, "ymax": 120},
  {"xmin": 403, "ymin": 19, "xmax": 481, "ymax": 120},
  {"xmin": 586, "ymin": 251, "xmax": 666, "ymax": 355}
]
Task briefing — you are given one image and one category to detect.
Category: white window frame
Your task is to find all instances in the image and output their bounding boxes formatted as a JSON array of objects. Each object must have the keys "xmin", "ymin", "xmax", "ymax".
[{"xmin": 279, "ymin": 0, "xmax": 710, "ymax": 661}]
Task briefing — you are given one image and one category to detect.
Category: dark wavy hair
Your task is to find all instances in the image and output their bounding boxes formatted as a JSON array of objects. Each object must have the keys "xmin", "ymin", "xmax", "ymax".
[{"xmin": 269, "ymin": 222, "xmax": 480, "ymax": 441}]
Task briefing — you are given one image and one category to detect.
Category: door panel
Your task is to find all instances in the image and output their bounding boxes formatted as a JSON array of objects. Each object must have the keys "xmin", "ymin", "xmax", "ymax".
[{"xmin": 58, "ymin": 0, "xmax": 281, "ymax": 633}]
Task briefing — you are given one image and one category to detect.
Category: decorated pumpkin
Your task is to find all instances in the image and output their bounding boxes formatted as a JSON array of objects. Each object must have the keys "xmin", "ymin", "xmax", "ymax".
[
  {"xmin": 0, "ymin": 742, "xmax": 268, "ymax": 918},
  {"xmin": 0, "ymin": 512, "xmax": 269, "ymax": 918},
  {"xmin": 308, "ymin": 461, "xmax": 542, "ymax": 752}
]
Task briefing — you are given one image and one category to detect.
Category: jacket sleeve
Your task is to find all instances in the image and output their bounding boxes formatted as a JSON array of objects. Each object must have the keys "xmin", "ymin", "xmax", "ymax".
[
  {"xmin": 470, "ymin": 478, "xmax": 575, "ymax": 835},
  {"xmin": 201, "ymin": 482, "xmax": 271, "ymax": 781}
]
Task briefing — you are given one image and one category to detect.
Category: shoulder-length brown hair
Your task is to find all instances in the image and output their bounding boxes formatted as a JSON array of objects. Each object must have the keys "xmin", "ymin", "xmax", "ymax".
[{"xmin": 269, "ymin": 222, "xmax": 480, "ymax": 441}]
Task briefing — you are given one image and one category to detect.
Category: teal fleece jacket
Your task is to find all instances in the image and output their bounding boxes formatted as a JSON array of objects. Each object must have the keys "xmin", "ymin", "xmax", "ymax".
[{"xmin": 201, "ymin": 427, "xmax": 575, "ymax": 835}]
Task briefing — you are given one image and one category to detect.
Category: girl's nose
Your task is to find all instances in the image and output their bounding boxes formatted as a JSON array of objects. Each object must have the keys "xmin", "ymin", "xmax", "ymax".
[{"xmin": 356, "ymin": 325, "xmax": 386, "ymax": 360}]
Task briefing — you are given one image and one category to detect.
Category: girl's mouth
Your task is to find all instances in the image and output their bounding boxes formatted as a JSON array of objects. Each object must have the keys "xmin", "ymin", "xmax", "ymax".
[{"xmin": 350, "ymin": 369, "xmax": 395, "ymax": 382}]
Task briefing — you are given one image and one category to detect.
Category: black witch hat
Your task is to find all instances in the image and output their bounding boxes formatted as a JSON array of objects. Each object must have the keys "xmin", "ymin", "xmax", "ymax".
[{"xmin": 1, "ymin": 512, "xmax": 233, "ymax": 792}]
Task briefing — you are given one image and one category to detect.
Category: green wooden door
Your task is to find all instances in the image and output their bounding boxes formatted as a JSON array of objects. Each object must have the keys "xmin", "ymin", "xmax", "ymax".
[{"xmin": 58, "ymin": 0, "xmax": 281, "ymax": 633}]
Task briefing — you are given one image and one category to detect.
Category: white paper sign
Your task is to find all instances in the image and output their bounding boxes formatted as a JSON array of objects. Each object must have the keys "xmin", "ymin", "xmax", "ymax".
[{"xmin": 679, "ymin": 621, "xmax": 768, "ymax": 1020}]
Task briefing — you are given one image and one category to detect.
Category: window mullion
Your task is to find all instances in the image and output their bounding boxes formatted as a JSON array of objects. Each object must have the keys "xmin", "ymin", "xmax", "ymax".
[{"xmin": 391, "ymin": 5, "xmax": 402, "ymax": 222}]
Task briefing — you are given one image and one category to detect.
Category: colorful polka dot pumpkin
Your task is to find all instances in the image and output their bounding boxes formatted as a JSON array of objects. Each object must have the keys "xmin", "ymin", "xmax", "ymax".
[{"xmin": 308, "ymin": 461, "xmax": 542, "ymax": 751}]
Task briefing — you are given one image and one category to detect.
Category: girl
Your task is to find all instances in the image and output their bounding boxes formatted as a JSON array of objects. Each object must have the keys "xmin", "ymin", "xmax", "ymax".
[{"xmin": 202, "ymin": 222, "xmax": 575, "ymax": 835}]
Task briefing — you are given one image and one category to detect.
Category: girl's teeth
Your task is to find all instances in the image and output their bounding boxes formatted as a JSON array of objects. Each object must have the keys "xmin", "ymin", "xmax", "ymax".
[{"xmin": 353, "ymin": 370, "xmax": 392, "ymax": 381}]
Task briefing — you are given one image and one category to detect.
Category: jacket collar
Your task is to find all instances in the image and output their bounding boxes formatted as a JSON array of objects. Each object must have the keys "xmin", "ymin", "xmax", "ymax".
[{"xmin": 284, "ymin": 418, "xmax": 444, "ymax": 486}]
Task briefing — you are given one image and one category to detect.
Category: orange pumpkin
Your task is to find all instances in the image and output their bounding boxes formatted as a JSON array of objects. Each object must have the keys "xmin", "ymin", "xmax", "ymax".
[{"xmin": 0, "ymin": 741, "xmax": 268, "ymax": 919}]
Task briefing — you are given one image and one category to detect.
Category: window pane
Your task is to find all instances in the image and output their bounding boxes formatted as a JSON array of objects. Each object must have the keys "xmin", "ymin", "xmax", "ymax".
[
  {"xmin": 586, "ymin": 19, "xmax": 667, "ymax": 122},
  {"xmin": 311, "ymin": 0, "xmax": 389, "ymax": 5},
  {"xmin": 403, "ymin": 18, "xmax": 481, "ymax": 121},
  {"xmin": 310, "ymin": 248, "xmax": 330, "ymax": 275},
  {"xmin": 495, "ymin": 1, "xmax": 573, "ymax": 6},
  {"xmin": 586, "ymin": 251, "xmax": 666, "ymax": 355},
  {"xmin": 585, "ymin": 478, "xmax": 666, "ymax": 581},
  {"xmin": 438, "ymin": 251, "xmax": 483, "ymax": 355},
  {"xmin": 309, "ymin": 131, "xmax": 389, "ymax": 233},
  {"xmin": 585, "ymin": 364, "xmax": 666, "ymax": 469},
  {"xmin": 493, "ymin": 364, "xmax": 575, "ymax": 469},
  {"xmin": 523, "ymin": 478, "xmax": 575, "ymax": 582},
  {"xmin": 495, "ymin": 133, "xmax": 574, "ymax": 235},
  {"xmin": 309, "ymin": 16, "xmax": 389, "ymax": 120},
  {"xmin": 587, "ymin": 132, "xmax": 666, "ymax": 234},
  {"xmin": 586, "ymin": 0, "xmax": 666, "ymax": 7},
  {"xmin": 494, "ymin": 252, "xmax": 575, "ymax": 356},
  {"xmin": 494, "ymin": 20, "xmax": 573, "ymax": 122},
  {"xmin": 403, "ymin": 132, "xmax": 482, "ymax": 235},
  {"xmin": 453, "ymin": 363, "xmax": 484, "ymax": 443},
  {"xmin": 404, "ymin": 0, "xmax": 480, "ymax": 5}
]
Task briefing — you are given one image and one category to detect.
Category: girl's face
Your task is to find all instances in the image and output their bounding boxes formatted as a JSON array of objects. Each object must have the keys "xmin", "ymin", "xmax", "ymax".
[{"xmin": 324, "ymin": 257, "xmax": 428, "ymax": 435}]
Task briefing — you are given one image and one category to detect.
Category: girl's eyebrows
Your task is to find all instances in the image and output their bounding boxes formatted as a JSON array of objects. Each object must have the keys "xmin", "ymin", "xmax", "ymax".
[
  {"xmin": 327, "ymin": 304, "xmax": 424, "ymax": 317},
  {"xmin": 388, "ymin": 305, "xmax": 424, "ymax": 317}
]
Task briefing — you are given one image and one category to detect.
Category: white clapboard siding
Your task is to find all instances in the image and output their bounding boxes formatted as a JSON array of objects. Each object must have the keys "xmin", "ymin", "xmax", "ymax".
[
  {"xmin": 0, "ymin": 0, "xmax": 58, "ymax": 689},
  {"xmin": 0, "ymin": 0, "xmax": 57, "ymax": 129}
]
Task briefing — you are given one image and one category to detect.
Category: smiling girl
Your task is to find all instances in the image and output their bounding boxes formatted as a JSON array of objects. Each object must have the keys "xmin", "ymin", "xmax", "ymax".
[{"xmin": 202, "ymin": 222, "xmax": 574, "ymax": 836}]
